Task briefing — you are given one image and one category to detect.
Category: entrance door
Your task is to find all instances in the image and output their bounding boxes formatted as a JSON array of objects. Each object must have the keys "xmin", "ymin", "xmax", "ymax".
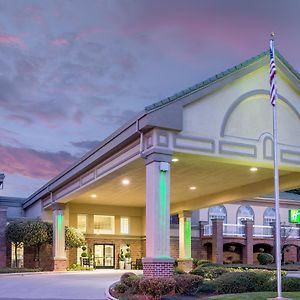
[{"xmin": 94, "ymin": 244, "xmax": 115, "ymax": 268}]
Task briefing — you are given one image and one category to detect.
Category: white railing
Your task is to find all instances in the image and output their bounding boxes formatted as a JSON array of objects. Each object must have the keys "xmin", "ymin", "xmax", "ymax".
[
  {"xmin": 281, "ymin": 226, "xmax": 300, "ymax": 239},
  {"xmin": 203, "ymin": 224, "xmax": 212, "ymax": 236},
  {"xmin": 223, "ymin": 223, "xmax": 245, "ymax": 236},
  {"xmin": 253, "ymin": 225, "xmax": 273, "ymax": 237},
  {"xmin": 203, "ymin": 223, "xmax": 300, "ymax": 239}
]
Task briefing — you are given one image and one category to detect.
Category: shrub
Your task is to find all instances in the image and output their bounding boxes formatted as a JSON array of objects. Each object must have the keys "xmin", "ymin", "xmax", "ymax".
[
  {"xmin": 67, "ymin": 263, "xmax": 91, "ymax": 271},
  {"xmin": 197, "ymin": 260, "xmax": 219, "ymax": 267},
  {"xmin": 174, "ymin": 274, "xmax": 203, "ymax": 295},
  {"xmin": 120, "ymin": 272, "xmax": 137, "ymax": 285},
  {"xmin": 190, "ymin": 266, "xmax": 229, "ymax": 280},
  {"xmin": 257, "ymin": 253, "xmax": 274, "ymax": 265},
  {"xmin": 174, "ymin": 266, "xmax": 186, "ymax": 274},
  {"xmin": 198, "ymin": 280, "xmax": 216, "ymax": 293},
  {"xmin": 139, "ymin": 277, "xmax": 175, "ymax": 298},
  {"xmin": 115, "ymin": 283, "xmax": 127, "ymax": 293},
  {"xmin": 212, "ymin": 271, "xmax": 274, "ymax": 294},
  {"xmin": 282, "ymin": 277, "xmax": 300, "ymax": 292}
]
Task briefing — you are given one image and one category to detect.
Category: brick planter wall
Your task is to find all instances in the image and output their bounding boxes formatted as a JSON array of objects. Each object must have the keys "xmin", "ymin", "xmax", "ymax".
[{"xmin": 142, "ymin": 258, "xmax": 174, "ymax": 277}]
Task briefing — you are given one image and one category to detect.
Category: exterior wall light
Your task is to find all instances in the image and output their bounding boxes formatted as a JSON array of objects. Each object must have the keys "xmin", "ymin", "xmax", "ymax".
[{"xmin": 122, "ymin": 179, "xmax": 130, "ymax": 185}]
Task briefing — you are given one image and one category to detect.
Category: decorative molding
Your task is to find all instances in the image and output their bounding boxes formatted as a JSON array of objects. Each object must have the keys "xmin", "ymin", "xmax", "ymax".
[
  {"xmin": 54, "ymin": 144, "xmax": 140, "ymax": 201},
  {"xmin": 173, "ymin": 134, "xmax": 215, "ymax": 153},
  {"xmin": 157, "ymin": 131, "xmax": 169, "ymax": 147},
  {"xmin": 219, "ymin": 141, "xmax": 257, "ymax": 158},
  {"xmin": 81, "ymin": 170, "xmax": 95, "ymax": 186},
  {"xmin": 42, "ymin": 196, "xmax": 52, "ymax": 208},
  {"xmin": 263, "ymin": 136, "xmax": 274, "ymax": 160},
  {"xmin": 55, "ymin": 180, "xmax": 80, "ymax": 200},
  {"xmin": 281, "ymin": 150, "xmax": 300, "ymax": 165},
  {"xmin": 145, "ymin": 135, "xmax": 153, "ymax": 149},
  {"xmin": 143, "ymin": 148, "xmax": 173, "ymax": 165},
  {"xmin": 221, "ymin": 90, "xmax": 300, "ymax": 140}
]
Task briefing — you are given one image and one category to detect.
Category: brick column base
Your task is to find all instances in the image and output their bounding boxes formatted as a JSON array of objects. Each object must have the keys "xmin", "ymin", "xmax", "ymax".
[
  {"xmin": 52, "ymin": 258, "xmax": 67, "ymax": 271},
  {"xmin": 142, "ymin": 257, "xmax": 174, "ymax": 277},
  {"xmin": 177, "ymin": 258, "xmax": 193, "ymax": 272}
]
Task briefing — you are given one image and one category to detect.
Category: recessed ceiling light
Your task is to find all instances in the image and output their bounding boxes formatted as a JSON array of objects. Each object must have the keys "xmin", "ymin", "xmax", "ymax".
[
  {"xmin": 189, "ymin": 186, "xmax": 196, "ymax": 190},
  {"xmin": 122, "ymin": 179, "xmax": 130, "ymax": 185},
  {"xmin": 91, "ymin": 194, "xmax": 97, "ymax": 198},
  {"xmin": 250, "ymin": 167, "xmax": 258, "ymax": 172},
  {"xmin": 172, "ymin": 158, "xmax": 179, "ymax": 162}
]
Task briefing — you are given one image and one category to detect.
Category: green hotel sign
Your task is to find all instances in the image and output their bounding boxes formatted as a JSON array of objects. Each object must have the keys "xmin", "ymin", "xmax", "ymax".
[{"xmin": 289, "ymin": 209, "xmax": 300, "ymax": 223}]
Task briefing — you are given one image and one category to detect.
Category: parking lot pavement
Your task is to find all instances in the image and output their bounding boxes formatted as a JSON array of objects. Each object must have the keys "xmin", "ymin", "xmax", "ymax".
[{"xmin": 0, "ymin": 270, "xmax": 142, "ymax": 300}]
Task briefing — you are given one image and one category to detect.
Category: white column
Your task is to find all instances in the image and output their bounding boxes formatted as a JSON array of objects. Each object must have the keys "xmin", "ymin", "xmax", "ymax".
[
  {"xmin": 52, "ymin": 204, "xmax": 66, "ymax": 259},
  {"xmin": 179, "ymin": 211, "xmax": 192, "ymax": 259},
  {"xmin": 145, "ymin": 159, "xmax": 171, "ymax": 258}
]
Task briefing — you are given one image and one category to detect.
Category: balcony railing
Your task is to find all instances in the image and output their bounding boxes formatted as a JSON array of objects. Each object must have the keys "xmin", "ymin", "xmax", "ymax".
[
  {"xmin": 203, "ymin": 224, "xmax": 245, "ymax": 236},
  {"xmin": 203, "ymin": 223, "xmax": 300, "ymax": 239},
  {"xmin": 253, "ymin": 225, "xmax": 273, "ymax": 237},
  {"xmin": 223, "ymin": 224, "xmax": 245, "ymax": 237},
  {"xmin": 281, "ymin": 226, "xmax": 300, "ymax": 239}
]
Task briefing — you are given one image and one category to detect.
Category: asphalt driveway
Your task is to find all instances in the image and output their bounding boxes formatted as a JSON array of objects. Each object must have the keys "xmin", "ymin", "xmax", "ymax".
[{"xmin": 0, "ymin": 270, "xmax": 142, "ymax": 300}]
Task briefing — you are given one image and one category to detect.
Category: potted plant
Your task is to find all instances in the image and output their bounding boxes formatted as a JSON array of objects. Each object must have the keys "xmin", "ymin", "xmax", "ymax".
[
  {"xmin": 119, "ymin": 249, "xmax": 125, "ymax": 269},
  {"xmin": 124, "ymin": 244, "xmax": 132, "ymax": 270},
  {"xmin": 80, "ymin": 246, "xmax": 89, "ymax": 266}
]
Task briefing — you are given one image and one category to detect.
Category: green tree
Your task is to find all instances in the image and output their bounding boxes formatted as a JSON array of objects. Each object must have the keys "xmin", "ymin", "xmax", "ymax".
[
  {"xmin": 65, "ymin": 226, "xmax": 85, "ymax": 249},
  {"xmin": 23, "ymin": 220, "xmax": 52, "ymax": 267},
  {"xmin": 5, "ymin": 220, "xmax": 27, "ymax": 268}
]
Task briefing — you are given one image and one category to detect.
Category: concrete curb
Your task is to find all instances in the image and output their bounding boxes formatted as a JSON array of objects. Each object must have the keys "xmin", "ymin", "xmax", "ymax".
[
  {"xmin": 105, "ymin": 282, "xmax": 119, "ymax": 300},
  {"xmin": 0, "ymin": 270, "xmax": 95, "ymax": 277}
]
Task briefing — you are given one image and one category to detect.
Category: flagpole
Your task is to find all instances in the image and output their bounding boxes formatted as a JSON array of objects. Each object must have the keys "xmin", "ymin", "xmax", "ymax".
[{"xmin": 270, "ymin": 32, "xmax": 282, "ymax": 299}]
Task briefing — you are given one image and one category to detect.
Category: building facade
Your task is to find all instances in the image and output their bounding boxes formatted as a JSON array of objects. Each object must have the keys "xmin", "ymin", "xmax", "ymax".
[{"xmin": 2, "ymin": 50, "xmax": 300, "ymax": 276}]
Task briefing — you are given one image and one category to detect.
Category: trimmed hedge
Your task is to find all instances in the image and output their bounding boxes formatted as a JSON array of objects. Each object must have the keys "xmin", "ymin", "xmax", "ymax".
[
  {"xmin": 174, "ymin": 274, "xmax": 203, "ymax": 295},
  {"xmin": 190, "ymin": 266, "xmax": 229, "ymax": 279},
  {"xmin": 212, "ymin": 271, "xmax": 275, "ymax": 294},
  {"xmin": 282, "ymin": 277, "xmax": 300, "ymax": 292},
  {"xmin": 139, "ymin": 277, "xmax": 175, "ymax": 298}
]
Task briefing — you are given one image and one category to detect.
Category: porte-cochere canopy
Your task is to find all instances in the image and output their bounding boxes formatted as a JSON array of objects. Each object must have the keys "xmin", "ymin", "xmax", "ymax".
[{"xmin": 24, "ymin": 50, "xmax": 300, "ymax": 213}]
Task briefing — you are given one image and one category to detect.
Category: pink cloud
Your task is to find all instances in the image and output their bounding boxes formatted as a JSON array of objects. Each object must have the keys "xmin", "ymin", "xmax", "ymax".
[
  {"xmin": 0, "ymin": 145, "xmax": 77, "ymax": 179},
  {"xmin": 0, "ymin": 34, "xmax": 24, "ymax": 47},
  {"xmin": 52, "ymin": 38, "xmax": 70, "ymax": 46}
]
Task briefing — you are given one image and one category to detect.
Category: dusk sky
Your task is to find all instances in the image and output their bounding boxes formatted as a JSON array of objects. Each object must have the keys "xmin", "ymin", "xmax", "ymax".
[{"xmin": 0, "ymin": 0, "xmax": 300, "ymax": 198}]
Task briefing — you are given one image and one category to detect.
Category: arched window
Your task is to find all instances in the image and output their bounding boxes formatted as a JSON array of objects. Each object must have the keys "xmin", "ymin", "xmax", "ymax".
[
  {"xmin": 208, "ymin": 205, "xmax": 227, "ymax": 224},
  {"xmin": 236, "ymin": 205, "xmax": 254, "ymax": 224},
  {"xmin": 263, "ymin": 208, "xmax": 275, "ymax": 226}
]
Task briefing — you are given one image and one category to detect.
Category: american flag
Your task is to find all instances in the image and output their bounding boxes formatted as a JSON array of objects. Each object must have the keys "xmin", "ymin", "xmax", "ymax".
[{"xmin": 270, "ymin": 38, "xmax": 277, "ymax": 106}]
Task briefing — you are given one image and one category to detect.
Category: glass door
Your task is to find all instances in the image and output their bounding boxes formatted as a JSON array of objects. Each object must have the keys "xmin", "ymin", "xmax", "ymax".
[{"xmin": 94, "ymin": 244, "xmax": 114, "ymax": 268}]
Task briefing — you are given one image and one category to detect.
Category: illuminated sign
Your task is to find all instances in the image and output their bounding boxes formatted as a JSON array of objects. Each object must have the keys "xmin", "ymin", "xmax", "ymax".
[{"xmin": 289, "ymin": 210, "xmax": 300, "ymax": 223}]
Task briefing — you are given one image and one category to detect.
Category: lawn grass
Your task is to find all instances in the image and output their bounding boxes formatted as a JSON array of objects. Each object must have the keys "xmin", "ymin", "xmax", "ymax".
[{"xmin": 206, "ymin": 291, "xmax": 300, "ymax": 299}]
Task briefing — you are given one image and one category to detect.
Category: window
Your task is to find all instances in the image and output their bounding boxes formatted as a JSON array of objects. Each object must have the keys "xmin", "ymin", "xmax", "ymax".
[
  {"xmin": 94, "ymin": 215, "xmax": 115, "ymax": 234},
  {"xmin": 264, "ymin": 208, "xmax": 275, "ymax": 226},
  {"xmin": 77, "ymin": 214, "xmax": 87, "ymax": 233},
  {"xmin": 237, "ymin": 205, "xmax": 254, "ymax": 224},
  {"xmin": 208, "ymin": 205, "xmax": 227, "ymax": 224},
  {"xmin": 120, "ymin": 217, "xmax": 129, "ymax": 234}
]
